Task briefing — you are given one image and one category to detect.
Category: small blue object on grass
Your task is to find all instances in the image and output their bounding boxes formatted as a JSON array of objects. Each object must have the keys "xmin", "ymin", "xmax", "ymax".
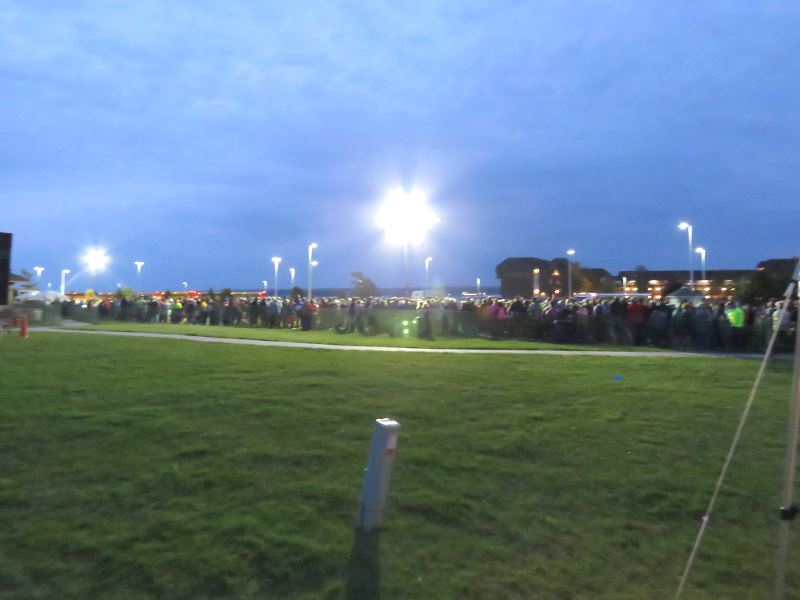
[{"xmin": 613, "ymin": 375, "xmax": 622, "ymax": 381}]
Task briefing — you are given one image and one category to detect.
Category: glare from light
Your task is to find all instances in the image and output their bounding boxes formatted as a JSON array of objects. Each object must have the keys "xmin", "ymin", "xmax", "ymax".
[
  {"xmin": 289, "ymin": 267, "xmax": 296, "ymax": 278},
  {"xmin": 33, "ymin": 266, "xmax": 44, "ymax": 279},
  {"xmin": 376, "ymin": 187, "xmax": 439, "ymax": 246},
  {"xmin": 566, "ymin": 249, "xmax": 576, "ymax": 256},
  {"xmin": 678, "ymin": 222, "xmax": 690, "ymax": 230},
  {"xmin": 695, "ymin": 247, "xmax": 705, "ymax": 254},
  {"xmin": 82, "ymin": 247, "xmax": 111, "ymax": 275},
  {"xmin": 310, "ymin": 260, "xmax": 318, "ymax": 267},
  {"xmin": 271, "ymin": 256, "xmax": 282, "ymax": 266}
]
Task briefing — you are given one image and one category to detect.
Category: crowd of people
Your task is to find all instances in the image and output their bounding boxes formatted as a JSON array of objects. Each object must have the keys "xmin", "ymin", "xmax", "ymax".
[{"xmin": 57, "ymin": 293, "xmax": 798, "ymax": 353}]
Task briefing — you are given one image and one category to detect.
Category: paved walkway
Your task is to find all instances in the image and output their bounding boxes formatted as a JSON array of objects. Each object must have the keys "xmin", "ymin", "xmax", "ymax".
[{"xmin": 33, "ymin": 327, "xmax": 764, "ymax": 359}]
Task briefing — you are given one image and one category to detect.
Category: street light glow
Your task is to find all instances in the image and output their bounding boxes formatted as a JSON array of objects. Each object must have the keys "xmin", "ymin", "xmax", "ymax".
[
  {"xmin": 376, "ymin": 187, "xmax": 438, "ymax": 245},
  {"xmin": 82, "ymin": 247, "xmax": 110, "ymax": 274},
  {"xmin": 566, "ymin": 249, "xmax": 576, "ymax": 256},
  {"xmin": 33, "ymin": 266, "xmax": 44, "ymax": 279},
  {"xmin": 134, "ymin": 260, "xmax": 144, "ymax": 274},
  {"xmin": 695, "ymin": 247, "xmax": 705, "ymax": 254},
  {"xmin": 678, "ymin": 222, "xmax": 690, "ymax": 230}
]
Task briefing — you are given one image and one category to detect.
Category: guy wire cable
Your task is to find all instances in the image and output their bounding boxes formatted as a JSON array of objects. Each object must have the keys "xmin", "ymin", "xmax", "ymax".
[
  {"xmin": 774, "ymin": 260, "xmax": 800, "ymax": 600},
  {"xmin": 674, "ymin": 277, "xmax": 797, "ymax": 600}
]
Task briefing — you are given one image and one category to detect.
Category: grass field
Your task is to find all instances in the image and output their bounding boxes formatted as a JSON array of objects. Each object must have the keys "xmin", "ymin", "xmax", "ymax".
[
  {"xmin": 0, "ymin": 332, "xmax": 796, "ymax": 599},
  {"xmin": 85, "ymin": 321, "xmax": 665, "ymax": 352}
]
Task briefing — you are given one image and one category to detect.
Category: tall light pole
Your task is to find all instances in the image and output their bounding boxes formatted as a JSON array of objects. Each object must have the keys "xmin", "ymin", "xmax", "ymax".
[
  {"xmin": 262, "ymin": 280, "xmax": 268, "ymax": 293},
  {"xmin": 678, "ymin": 222, "xmax": 694, "ymax": 288},
  {"xmin": 476, "ymin": 277, "xmax": 481, "ymax": 295},
  {"xmin": 425, "ymin": 257, "xmax": 432, "ymax": 295},
  {"xmin": 181, "ymin": 281, "xmax": 188, "ymax": 290},
  {"xmin": 695, "ymin": 247, "xmax": 707, "ymax": 281},
  {"xmin": 532, "ymin": 268, "xmax": 540, "ymax": 297},
  {"xmin": 272, "ymin": 256, "xmax": 282, "ymax": 298},
  {"xmin": 566, "ymin": 249, "xmax": 576, "ymax": 297},
  {"xmin": 308, "ymin": 243, "xmax": 317, "ymax": 300},
  {"xmin": 134, "ymin": 261, "xmax": 144, "ymax": 292},
  {"xmin": 289, "ymin": 267, "xmax": 296, "ymax": 293},
  {"xmin": 310, "ymin": 260, "xmax": 318, "ymax": 297},
  {"xmin": 60, "ymin": 269, "xmax": 70, "ymax": 296},
  {"xmin": 33, "ymin": 266, "xmax": 44, "ymax": 281},
  {"xmin": 376, "ymin": 187, "xmax": 439, "ymax": 297}
]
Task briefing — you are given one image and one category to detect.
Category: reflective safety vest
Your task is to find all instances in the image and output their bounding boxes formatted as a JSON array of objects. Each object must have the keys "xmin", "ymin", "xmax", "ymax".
[{"xmin": 725, "ymin": 307, "xmax": 745, "ymax": 328}]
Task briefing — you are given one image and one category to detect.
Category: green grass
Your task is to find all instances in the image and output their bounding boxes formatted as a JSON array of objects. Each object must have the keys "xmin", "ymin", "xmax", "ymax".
[
  {"xmin": 0, "ymin": 333, "xmax": 796, "ymax": 599},
  {"xmin": 83, "ymin": 321, "xmax": 666, "ymax": 352}
]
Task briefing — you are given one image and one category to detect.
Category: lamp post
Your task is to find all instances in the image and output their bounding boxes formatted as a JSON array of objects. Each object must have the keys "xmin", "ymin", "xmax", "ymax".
[
  {"xmin": 532, "ymin": 268, "xmax": 540, "ymax": 297},
  {"xmin": 272, "ymin": 256, "xmax": 282, "ymax": 298},
  {"xmin": 308, "ymin": 243, "xmax": 317, "ymax": 300},
  {"xmin": 60, "ymin": 269, "xmax": 70, "ymax": 296},
  {"xmin": 566, "ymin": 249, "xmax": 576, "ymax": 297},
  {"xmin": 695, "ymin": 247, "xmax": 706, "ymax": 281},
  {"xmin": 33, "ymin": 266, "xmax": 44, "ymax": 281},
  {"xmin": 376, "ymin": 187, "xmax": 439, "ymax": 298},
  {"xmin": 310, "ymin": 260, "xmax": 318, "ymax": 295},
  {"xmin": 424, "ymin": 257, "xmax": 432, "ymax": 295},
  {"xmin": 476, "ymin": 277, "xmax": 481, "ymax": 295},
  {"xmin": 289, "ymin": 267, "xmax": 296, "ymax": 293},
  {"xmin": 262, "ymin": 280, "xmax": 268, "ymax": 294},
  {"xmin": 134, "ymin": 261, "xmax": 144, "ymax": 292},
  {"xmin": 181, "ymin": 281, "xmax": 188, "ymax": 290},
  {"xmin": 678, "ymin": 222, "xmax": 694, "ymax": 288}
]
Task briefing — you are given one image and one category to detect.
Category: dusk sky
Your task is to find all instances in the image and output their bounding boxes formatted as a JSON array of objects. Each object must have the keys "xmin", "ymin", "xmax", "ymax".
[{"xmin": 2, "ymin": 2, "xmax": 798, "ymax": 293}]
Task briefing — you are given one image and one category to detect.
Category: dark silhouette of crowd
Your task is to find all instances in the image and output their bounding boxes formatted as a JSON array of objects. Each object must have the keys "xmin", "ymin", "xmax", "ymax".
[{"xmin": 58, "ymin": 293, "xmax": 798, "ymax": 353}]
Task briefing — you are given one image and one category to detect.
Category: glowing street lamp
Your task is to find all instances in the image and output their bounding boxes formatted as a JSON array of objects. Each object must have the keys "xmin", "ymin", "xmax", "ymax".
[
  {"xmin": 566, "ymin": 249, "xmax": 576, "ymax": 297},
  {"xmin": 289, "ymin": 267, "xmax": 296, "ymax": 292},
  {"xmin": 82, "ymin": 247, "xmax": 110, "ymax": 275},
  {"xmin": 181, "ymin": 281, "xmax": 188, "ymax": 290},
  {"xmin": 695, "ymin": 247, "xmax": 707, "ymax": 281},
  {"xmin": 425, "ymin": 257, "xmax": 432, "ymax": 295},
  {"xmin": 262, "ymin": 280, "xmax": 268, "ymax": 293},
  {"xmin": 308, "ymin": 243, "xmax": 317, "ymax": 300},
  {"xmin": 476, "ymin": 277, "xmax": 481, "ymax": 295},
  {"xmin": 376, "ymin": 187, "xmax": 439, "ymax": 295},
  {"xmin": 272, "ymin": 256, "xmax": 282, "ymax": 298},
  {"xmin": 134, "ymin": 261, "xmax": 144, "ymax": 292},
  {"xmin": 33, "ymin": 266, "xmax": 44, "ymax": 280},
  {"xmin": 532, "ymin": 268, "xmax": 540, "ymax": 296},
  {"xmin": 60, "ymin": 269, "xmax": 70, "ymax": 296},
  {"xmin": 678, "ymin": 222, "xmax": 694, "ymax": 288}
]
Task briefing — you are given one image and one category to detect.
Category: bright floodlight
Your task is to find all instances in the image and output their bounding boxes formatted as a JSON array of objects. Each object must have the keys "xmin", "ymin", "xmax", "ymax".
[
  {"xmin": 566, "ymin": 249, "xmax": 576, "ymax": 256},
  {"xmin": 695, "ymin": 247, "xmax": 705, "ymax": 254},
  {"xmin": 82, "ymin": 247, "xmax": 110, "ymax": 275},
  {"xmin": 376, "ymin": 187, "xmax": 439, "ymax": 246},
  {"xmin": 272, "ymin": 256, "xmax": 282, "ymax": 265},
  {"xmin": 33, "ymin": 266, "xmax": 44, "ymax": 278},
  {"xmin": 678, "ymin": 222, "xmax": 690, "ymax": 230}
]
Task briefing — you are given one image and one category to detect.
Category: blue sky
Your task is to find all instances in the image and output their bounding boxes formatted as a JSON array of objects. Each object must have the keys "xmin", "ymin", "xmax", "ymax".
[{"xmin": 2, "ymin": 1, "xmax": 798, "ymax": 292}]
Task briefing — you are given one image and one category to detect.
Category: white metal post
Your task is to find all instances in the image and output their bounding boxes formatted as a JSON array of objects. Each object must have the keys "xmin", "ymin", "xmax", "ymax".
[{"xmin": 358, "ymin": 418, "xmax": 401, "ymax": 532}]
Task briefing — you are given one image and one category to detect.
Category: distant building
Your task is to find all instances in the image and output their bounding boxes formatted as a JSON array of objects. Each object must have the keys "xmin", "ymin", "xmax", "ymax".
[
  {"xmin": 496, "ymin": 256, "xmax": 797, "ymax": 300},
  {"xmin": 617, "ymin": 269, "xmax": 752, "ymax": 299},
  {"xmin": 495, "ymin": 257, "xmax": 613, "ymax": 298}
]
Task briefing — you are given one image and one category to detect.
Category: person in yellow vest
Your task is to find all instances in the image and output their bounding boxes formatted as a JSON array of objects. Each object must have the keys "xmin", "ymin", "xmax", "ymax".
[{"xmin": 725, "ymin": 301, "xmax": 745, "ymax": 350}]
